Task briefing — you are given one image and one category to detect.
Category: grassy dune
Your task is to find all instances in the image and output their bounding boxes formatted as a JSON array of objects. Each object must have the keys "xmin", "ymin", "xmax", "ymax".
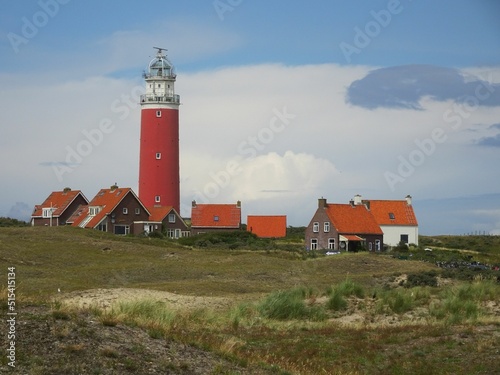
[{"xmin": 1, "ymin": 227, "xmax": 499, "ymax": 374}]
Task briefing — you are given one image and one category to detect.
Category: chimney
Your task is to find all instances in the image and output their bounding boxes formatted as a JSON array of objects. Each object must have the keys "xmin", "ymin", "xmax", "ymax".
[
  {"xmin": 353, "ymin": 194, "xmax": 362, "ymax": 205},
  {"xmin": 318, "ymin": 197, "xmax": 327, "ymax": 209},
  {"xmin": 349, "ymin": 199, "xmax": 355, "ymax": 207},
  {"xmin": 110, "ymin": 183, "xmax": 118, "ymax": 191},
  {"xmin": 63, "ymin": 187, "xmax": 71, "ymax": 194},
  {"xmin": 405, "ymin": 195, "xmax": 412, "ymax": 206},
  {"xmin": 236, "ymin": 200, "xmax": 241, "ymax": 208},
  {"xmin": 192, "ymin": 200, "xmax": 197, "ymax": 208}
]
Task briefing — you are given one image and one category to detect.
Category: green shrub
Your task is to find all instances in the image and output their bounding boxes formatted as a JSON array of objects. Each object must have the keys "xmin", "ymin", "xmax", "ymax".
[
  {"xmin": 258, "ymin": 288, "xmax": 325, "ymax": 321},
  {"xmin": 326, "ymin": 291, "xmax": 348, "ymax": 311},
  {"xmin": 405, "ymin": 271, "xmax": 438, "ymax": 288}
]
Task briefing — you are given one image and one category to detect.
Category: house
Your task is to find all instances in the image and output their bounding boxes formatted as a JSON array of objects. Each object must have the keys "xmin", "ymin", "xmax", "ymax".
[
  {"xmin": 190, "ymin": 200, "xmax": 241, "ymax": 235},
  {"xmin": 31, "ymin": 188, "xmax": 88, "ymax": 226},
  {"xmin": 71, "ymin": 185, "xmax": 150, "ymax": 235},
  {"xmin": 247, "ymin": 215, "xmax": 287, "ymax": 238},
  {"xmin": 305, "ymin": 198, "xmax": 383, "ymax": 252},
  {"xmin": 135, "ymin": 205, "xmax": 190, "ymax": 238},
  {"xmin": 353, "ymin": 194, "xmax": 418, "ymax": 246}
]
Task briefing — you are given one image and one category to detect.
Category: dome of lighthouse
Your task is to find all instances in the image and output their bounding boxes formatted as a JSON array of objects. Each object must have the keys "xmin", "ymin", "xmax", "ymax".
[{"xmin": 148, "ymin": 50, "xmax": 175, "ymax": 78}]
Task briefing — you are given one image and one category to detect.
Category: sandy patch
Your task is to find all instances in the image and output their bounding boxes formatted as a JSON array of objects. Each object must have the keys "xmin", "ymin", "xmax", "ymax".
[{"xmin": 61, "ymin": 288, "xmax": 233, "ymax": 311}]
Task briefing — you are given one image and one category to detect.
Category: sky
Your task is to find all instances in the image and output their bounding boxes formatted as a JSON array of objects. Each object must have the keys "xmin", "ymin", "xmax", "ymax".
[{"xmin": 1, "ymin": 0, "xmax": 499, "ymax": 235}]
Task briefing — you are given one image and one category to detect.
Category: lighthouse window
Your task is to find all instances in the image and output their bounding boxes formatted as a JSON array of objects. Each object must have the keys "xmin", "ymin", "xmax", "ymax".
[
  {"xmin": 156, "ymin": 110, "xmax": 161, "ymax": 117},
  {"xmin": 156, "ymin": 153, "xmax": 161, "ymax": 159},
  {"xmin": 155, "ymin": 196, "xmax": 161, "ymax": 203}
]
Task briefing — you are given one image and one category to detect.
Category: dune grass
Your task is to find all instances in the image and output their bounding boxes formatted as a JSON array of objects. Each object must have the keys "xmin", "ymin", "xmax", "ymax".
[{"xmin": 2, "ymin": 226, "xmax": 500, "ymax": 374}]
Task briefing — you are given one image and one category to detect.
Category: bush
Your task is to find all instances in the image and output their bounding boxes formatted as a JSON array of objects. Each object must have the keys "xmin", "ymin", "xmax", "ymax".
[
  {"xmin": 178, "ymin": 230, "xmax": 276, "ymax": 250},
  {"xmin": 405, "ymin": 271, "xmax": 438, "ymax": 288},
  {"xmin": 258, "ymin": 288, "xmax": 325, "ymax": 321}
]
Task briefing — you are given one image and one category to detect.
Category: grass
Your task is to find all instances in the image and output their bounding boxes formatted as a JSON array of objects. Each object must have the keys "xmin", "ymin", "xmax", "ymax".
[{"xmin": 1, "ymin": 226, "xmax": 500, "ymax": 374}]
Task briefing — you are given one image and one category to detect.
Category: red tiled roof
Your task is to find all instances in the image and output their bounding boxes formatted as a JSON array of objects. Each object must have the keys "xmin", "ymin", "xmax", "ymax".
[
  {"xmin": 364, "ymin": 200, "xmax": 418, "ymax": 226},
  {"xmin": 191, "ymin": 203, "xmax": 241, "ymax": 228},
  {"xmin": 325, "ymin": 204, "xmax": 383, "ymax": 235},
  {"xmin": 148, "ymin": 206, "xmax": 174, "ymax": 222},
  {"xmin": 72, "ymin": 188, "xmax": 148, "ymax": 228},
  {"xmin": 32, "ymin": 190, "xmax": 88, "ymax": 217},
  {"xmin": 247, "ymin": 215, "xmax": 287, "ymax": 238}
]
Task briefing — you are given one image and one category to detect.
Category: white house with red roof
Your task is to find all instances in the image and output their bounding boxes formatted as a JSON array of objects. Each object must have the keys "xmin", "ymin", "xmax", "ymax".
[
  {"xmin": 190, "ymin": 200, "xmax": 241, "ymax": 235},
  {"xmin": 70, "ymin": 185, "xmax": 150, "ymax": 235},
  {"xmin": 31, "ymin": 188, "xmax": 88, "ymax": 227},
  {"xmin": 353, "ymin": 194, "xmax": 419, "ymax": 246}
]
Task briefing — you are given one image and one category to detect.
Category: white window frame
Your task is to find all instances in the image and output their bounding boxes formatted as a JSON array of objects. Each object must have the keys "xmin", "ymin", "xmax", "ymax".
[
  {"xmin": 156, "ymin": 153, "xmax": 161, "ymax": 160},
  {"xmin": 42, "ymin": 208, "xmax": 54, "ymax": 218},
  {"xmin": 135, "ymin": 208, "xmax": 140, "ymax": 215},
  {"xmin": 312, "ymin": 222, "xmax": 319, "ymax": 233},
  {"xmin": 123, "ymin": 208, "xmax": 128, "ymax": 215},
  {"xmin": 168, "ymin": 213, "xmax": 176, "ymax": 223},
  {"xmin": 155, "ymin": 196, "xmax": 160, "ymax": 203},
  {"xmin": 328, "ymin": 238, "xmax": 335, "ymax": 250},
  {"xmin": 311, "ymin": 238, "xmax": 318, "ymax": 250},
  {"xmin": 375, "ymin": 240, "xmax": 381, "ymax": 251},
  {"xmin": 324, "ymin": 222, "xmax": 330, "ymax": 232},
  {"xmin": 156, "ymin": 110, "xmax": 162, "ymax": 118}
]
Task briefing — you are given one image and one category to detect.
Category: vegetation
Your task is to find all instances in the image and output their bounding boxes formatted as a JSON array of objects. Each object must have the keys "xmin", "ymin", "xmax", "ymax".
[
  {"xmin": 0, "ymin": 216, "xmax": 29, "ymax": 227},
  {"xmin": 1, "ymin": 226, "xmax": 499, "ymax": 374}
]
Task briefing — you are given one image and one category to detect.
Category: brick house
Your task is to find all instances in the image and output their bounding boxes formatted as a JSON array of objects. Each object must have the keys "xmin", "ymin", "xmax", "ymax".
[
  {"xmin": 305, "ymin": 198, "xmax": 383, "ymax": 252},
  {"xmin": 71, "ymin": 186, "xmax": 150, "ymax": 235},
  {"xmin": 247, "ymin": 215, "xmax": 287, "ymax": 238},
  {"xmin": 353, "ymin": 194, "xmax": 419, "ymax": 246},
  {"xmin": 190, "ymin": 200, "xmax": 241, "ymax": 235},
  {"xmin": 134, "ymin": 206, "xmax": 190, "ymax": 238},
  {"xmin": 31, "ymin": 188, "xmax": 88, "ymax": 226}
]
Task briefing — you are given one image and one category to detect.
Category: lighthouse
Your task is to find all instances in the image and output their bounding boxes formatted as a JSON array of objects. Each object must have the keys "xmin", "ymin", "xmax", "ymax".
[{"xmin": 139, "ymin": 48, "xmax": 181, "ymax": 213}]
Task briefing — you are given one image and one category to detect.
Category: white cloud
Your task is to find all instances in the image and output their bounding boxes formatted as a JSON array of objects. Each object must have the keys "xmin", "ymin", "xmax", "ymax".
[{"xmin": 2, "ymin": 61, "xmax": 500, "ymax": 232}]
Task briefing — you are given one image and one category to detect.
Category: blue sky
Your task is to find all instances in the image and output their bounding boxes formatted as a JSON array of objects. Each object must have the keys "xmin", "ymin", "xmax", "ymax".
[{"xmin": 1, "ymin": 0, "xmax": 499, "ymax": 234}]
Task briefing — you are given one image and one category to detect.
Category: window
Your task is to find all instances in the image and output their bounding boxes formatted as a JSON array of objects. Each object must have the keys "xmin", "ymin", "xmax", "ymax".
[
  {"xmin": 369, "ymin": 242, "xmax": 373, "ymax": 251},
  {"xmin": 312, "ymin": 222, "xmax": 319, "ymax": 233},
  {"xmin": 214, "ymin": 215, "xmax": 219, "ymax": 222},
  {"xmin": 155, "ymin": 196, "xmax": 160, "ymax": 203},
  {"xmin": 328, "ymin": 238, "xmax": 335, "ymax": 250},
  {"xmin": 324, "ymin": 222, "xmax": 330, "ymax": 232},
  {"xmin": 89, "ymin": 207, "xmax": 100, "ymax": 216},
  {"xmin": 123, "ymin": 208, "xmax": 128, "ymax": 214},
  {"xmin": 42, "ymin": 208, "xmax": 54, "ymax": 218},
  {"xmin": 400, "ymin": 234, "xmax": 409, "ymax": 244},
  {"xmin": 311, "ymin": 239, "xmax": 318, "ymax": 250},
  {"xmin": 158, "ymin": 84, "xmax": 161, "ymax": 88},
  {"xmin": 114, "ymin": 225, "xmax": 129, "ymax": 235},
  {"xmin": 156, "ymin": 110, "xmax": 161, "ymax": 117},
  {"xmin": 167, "ymin": 229, "xmax": 175, "ymax": 238},
  {"xmin": 389, "ymin": 212, "xmax": 395, "ymax": 220},
  {"xmin": 375, "ymin": 240, "xmax": 381, "ymax": 251},
  {"xmin": 168, "ymin": 213, "xmax": 176, "ymax": 223},
  {"xmin": 97, "ymin": 223, "xmax": 107, "ymax": 232},
  {"xmin": 156, "ymin": 153, "xmax": 161, "ymax": 159},
  {"xmin": 135, "ymin": 208, "xmax": 140, "ymax": 215}
]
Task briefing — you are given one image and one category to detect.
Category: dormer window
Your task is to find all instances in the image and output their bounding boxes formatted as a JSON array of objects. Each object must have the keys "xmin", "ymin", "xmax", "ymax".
[
  {"xmin": 389, "ymin": 213, "xmax": 395, "ymax": 220},
  {"xmin": 89, "ymin": 207, "xmax": 100, "ymax": 216},
  {"xmin": 42, "ymin": 208, "xmax": 55, "ymax": 218},
  {"xmin": 214, "ymin": 215, "xmax": 219, "ymax": 222}
]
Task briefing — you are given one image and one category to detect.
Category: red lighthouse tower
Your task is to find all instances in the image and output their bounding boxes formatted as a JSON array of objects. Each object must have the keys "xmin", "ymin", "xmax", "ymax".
[{"xmin": 139, "ymin": 48, "xmax": 180, "ymax": 213}]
